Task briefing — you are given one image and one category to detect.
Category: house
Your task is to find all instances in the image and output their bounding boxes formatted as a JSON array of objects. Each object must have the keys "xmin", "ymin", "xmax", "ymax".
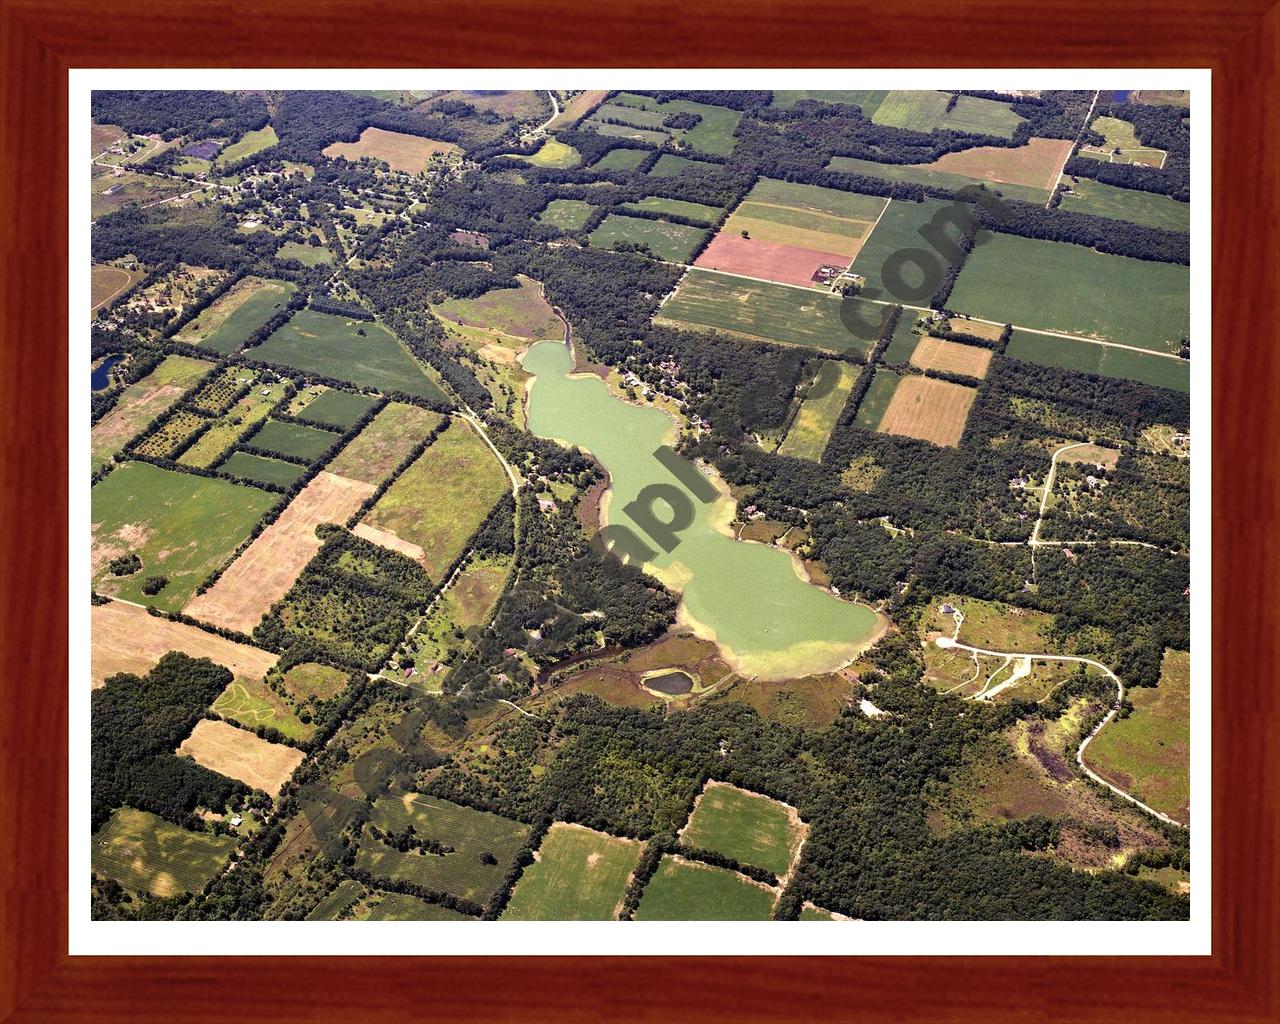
[
  {"xmin": 941, "ymin": 603, "xmax": 957, "ymax": 615},
  {"xmin": 537, "ymin": 496, "xmax": 557, "ymax": 513},
  {"xmin": 229, "ymin": 815, "xmax": 243, "ymax": 828}
]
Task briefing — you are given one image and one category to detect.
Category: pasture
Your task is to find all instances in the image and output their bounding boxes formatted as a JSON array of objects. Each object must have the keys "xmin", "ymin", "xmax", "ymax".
[
  {"xmin": 434, "ymin": 276, "xmax": 563, "ymax": 342},
  {"xmin": 219, "ymin": 451, "xmax": 306, "ymax": 488},
  {"xmin": 211, "ymin": 676, "xmax": 314, "ymax": 742},
  {"xmin": 91, "ymin": 462, "xmax": 276, "ymax": 610},
  {"xmin": 216, "ymin": 125, "xmax": 278, "ymax": 167},
  {"xmin": 248, "ymin": 419, "xmax": 339, "ymax": 462},
  {"xmin": 656, "ymin": 269, "xmax": 879, "ymax": 358},
  {"xmin": 523, "ymin": 139, "xmax": 580, "ymax": 169},
  {"xmin": 876, "ymin": 374, "xmax": 977, "ymax": 447},
  {"xmin": 90, "ymin": 355, "xmax": 211, "ymax": 470},
  {"xmin": 356, "ymin": 792, "xmax": 531, "ymax": 904},
  {"xmin": 254, "ymin": 309, "xmax": 446, "ymax": 401},
  {"xmin": 177, "ymin": 718, "xmax": 306, "ymax": 796},
  {"xmin": 503, "ymin": 824, "xmax": 641, "ymax": 920},
  {"xmin": 185, "ymin": 471, "xmax": 375, "ymax": 635},
  {"xmin": 910, "ymin": 336, "xmax": 992, "ymax": 378},
  {"xmin": 93, "ymin": 807, "xmax": 235, "ymax": 897},
  {"xmin": 1057, "ymin": 177, "xmax": 1190, "ymax": 232},
  {"xmin": 854, "ymin": 368, "xmax": 901, "ymax": 429},
  {"xmin": 537, "ymin": 198, "xmax": 595, "ymax": 231},
  {"xmin": 591, "ymin": 147, "xmax": 649, "ymax": 172},
  {"xmin": 276, "ymin": 240, "xmax": 333, "ymax": 266},
  {"xmin": 621, "ymin": 196, "xmax": 724, "ymax": 224},
  {"xmin": 174, "ymin": 277, "xmax": 297, "ymax": 355},
  {"xmin": 881, "ymin": 315, "xmax": 922, "ymax": 365},
  {"xmin": 363, "ymin": 420, "xmax": 508, "ymax": 579},
  {"xmin": 634, "ymin": 857, "xmax": 775, "ymax": 920},
  {"xmin": 778, "ymin": 360, "xmax": 859, "ymax": 460},
  {"xmin": 679, "ymin": 781, "xmax": 805, "ymax": 877},
  {"xmin": 588, "ymin": 213, "xmax": 708, "ymax": 263},
  {"xmin": 92, "ymin": 263, "xmax": 143, "ymax": 311},
  {"xmin": 326, "ymin": 402, "xmax": 444, "ymax": 485},
  {"xmin": 948, "ymin": 234, "xmax": 1190, "ymax": 352},
  {"xmin": 1086, "ymin": 116, "xmax": 1165, "ymax": 166},
  {"xmin": 1004, "ymin": 330, "xmax": 1190, "ymax": 393},
  {"xmin": 323, "ymin": 126, "xmax": 459, "ymax": 173}
]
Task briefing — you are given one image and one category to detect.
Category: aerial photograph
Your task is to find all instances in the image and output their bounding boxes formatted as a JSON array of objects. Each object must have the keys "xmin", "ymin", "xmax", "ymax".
[{"xmin": 87, "ymin": 86, "xmax": 1193, "ymax": 923}]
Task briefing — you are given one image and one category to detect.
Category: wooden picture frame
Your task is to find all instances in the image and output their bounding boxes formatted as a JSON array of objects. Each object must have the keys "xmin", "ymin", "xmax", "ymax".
[{"xmin": 2, "ymin": 1, "xmax": 1275, "ymax": 1019}]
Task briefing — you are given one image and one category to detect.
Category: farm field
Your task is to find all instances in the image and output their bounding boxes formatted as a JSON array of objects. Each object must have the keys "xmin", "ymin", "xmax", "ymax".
[
  {"xmin": 90, "ymin": 355, "xmax": 211, "ymax": 470},
  {"xmin": 293, "ymin": 388, "xmax": 379, "ymax": 429},
  {"xmin": 356, "ymin": 792, "xmax": 531, "ymax": 904},
  {"xmin": 607, "ymin": 93, "xmax": 742, "ymax": 156},
  {"xmin": 92, "ymin": 262, "xmax": 144, "ymax": 310},
  {"xmin": 680, "ymin": 782, "xmax": 805, "ymax": 876},
  {"xmin": 93, "ymin": 807, "xmax": 236, "ymax": 897},
  {"xmin": 1084, "ymin": 649, "xmax": 1190, "ymax": 823},
  {"xmin": 588, "ymin": 213, "xmax": 708, "ymax": 263},
  {"xmin": 590, "ymin": 147, "xmax": 649, "ymax": 172},
  {"xmin": 876, "ymin": 374, "xmax": 977, "ymax": 447},
  {"xmin": 656, "ymin": 269, "xmax": 879, "ymax": 358},
  {"xmin": 587, "ymin": 123, "xmax": 666, "ymax": 146},
  {"xmin": 948, "ymin": 235, "xmax": 1190, "ymax": 352},
  {"xmin": 1004, "ymin": 330, "xmax": 1190, "ymax": 393},
  {"xmin": 537, "ymin": 198, "xmax": 594, "ymax": 230},
  {"xmin": 305, "ymin": 879, "xmax": 366, "ymax": 920},
  {"xmin": 503, "ymin": 824, "xmax": 641, "ymax": 920},
  {"xmin": 849, "ymin": 197, "xmax": 964, "ymax": 298},
  {"xmin": 254, "ymin": 309, "xmax": 446, "ymax": 401},
  {"xmin": 90, "ymin": 599, "xmax": 278, "ymax": 687},
  {"xmin": 178, "ymin": 385, "xmax": 282, "ymax": 469},
  {"xmin": 362, "ymin": 419, "xmax": 508, "ymax": 579},
  {"xmin": 216, "ymin": 125, "xmax": 278, "ymax": 167},
  {"xmin": 218, "ymin": 451, "xmax": 307, "ymax": 488},
  {"xmin": 276, "ymin": 240, "xmax": 333, "ymax": 266},
  {"xmin": 854, "ymin": 370, "xmax": 901, "ymax": 430},
  {"xmin": 322, "ymin": 126, "xmax": 459, "ymax": 172},
  {"xmin": 357, "ymin": 892, "xmax": 475, "ymax": 921},
  {"xmin": 778, "ymin": 360, "xmax": 859, "ymax": 460},
  {"xmin": 434, "ymin": 276, "xmax": 563, "ymax": 343},
  {"xmin": 827, "ymin": 144, "xmax": 1064, "ymax": 204},
  {"xmin": 325, "ymin": 402, "xmax": 444, "ymax": 485},
  {"xmin": 211, "ymin": 676, "xmax": 315, "ymax": 742},
  {"xmin": 547, "ymin": 89, "xmax": 609, "ymax": 130},
  {"xmin": 648, "ymin": 153, "xmax": 719, "ymax": 178},
  {"xmin": 91, "ymin": 462, "xmax": 276, "ymax": 609},
  {"xmin": 872, "ymin": 90, "xmax": 1025, "ymax": 138},
  {"xmin": 621, "ymin": 196, "xmax": 724, "ymax": 224},
  {"xmin": 770, "ymin": 90, "xmax": 888, "ymax": 115},
  {"xmin": 247, "ymin": 419, "xmax": 339, "ymax": 462},
  {"xmin": 1057, "ymin": 177, "xmax": 1190, "ymax": 232},
  {"xmin": 881, "ymin": 315, "xmax": 922, "ymax": 365},
  {"xmin": 185, "ymin": 471, "xmax": 375, "ymax": 634},
  {"xmin": 909, "ymin": 336, "xmax": 993, "ymax": 378},
  {"xmin": 174, "ymin": 277, "xmax": 297, "ymax": 354},
  {"xmin": 177, "ymin": 718, "xmax": 305, "ymax": 796},
  {"xmin": 634, "ymin": 857, "xmax": 776, "ymax": 920}
]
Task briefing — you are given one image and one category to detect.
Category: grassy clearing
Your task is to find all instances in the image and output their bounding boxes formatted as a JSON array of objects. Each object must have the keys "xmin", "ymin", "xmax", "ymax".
[
  {"xmin": 255, "ymin": 309, "xmax": 445, "ymax": 401},
  {"xmin": 1005, "ymin": 330, "xmax": 1190, "ymax": 393},
  {"xmin": 175, "ymin": 277, "xmax": 297, "ymax": 355},
  {"xmin": 657, "ymin": 269, "xmax": 879, "ymax": 357},
  {"xmin": 91, "ymin": 462, "xmax": 276, "ymax": 609},
  {"xmin": 524, "ymin": 139, "xmax": 580, "ymax": 168},
  {"xmin": 779, "ymin": 360, "xmax": 859, "ymax": 460},
  {"xmin": 1057, "ymin": 177, "xmax": 1189, "ymax": 232},
  {"xmin": 282, "ymin": 662, "xmax": 351, "ymax": 702},
  {"xmin": 434, "ymin": 276, "xmax": 563, "ymax": 342},
  {"xmin": 948, "ymin": 234, "xmax": 1190, "ymax": 352},
  {"xmin": 92, "ymin": 262, "xmax": 144, "ymax": 310},
  {"xmin": 93, "ymin": 807, "xmax": 235, "ymax": 897},
  {"xmin": 621, "ymin": 196, "xmax": 725, "ymax": 224},
  {"xmin": 503, "ymin": 824, "xmax": 641, "ymax": 920},
  {"xmin": 356, "ymin": 792, "xmax": 531, "ymax": 904},
  {"xmin": 680, "ymin": 782, "xmax": 803, "ymax": 876},
  {"xmin": 537, "ymin": 198, "xmax": 595, "ymax": 230},
  {"xmin": 634, "ymin": 856, "xmax": 775, "ymax": 920},
  {"xmin": 326, "ymin": 402, "xmax": 444, "ymax": 485},
  {"xmin": 323, "ymin": 126, "xmax": 459, "ymax": 173},
  {"xmin": 588, "ymin": 213, "xmax": 708, "ymax": 263},
  {"xmin": 365, "ymin": 419, "xmax": 508, "ymax": 579},
  {"xmin": 648, "ymin": 153, "xmax": 719, "ymax": 178},
  {"xmin": 853, "ymin": 368, "xmax": 901, "ymax": 429},
  {"xmin": 770, "ymin": 90, "xmax": 888, "ymax": 116},
  {"xmin": 591, "ymin": 147, "xmax": 650, "ymax": 172},
  {"xmin": 248, "ymin": 419, "xmax": 339, "ymax": 462},
  {"xmin": 276, "ymin": 240, "xmax": 333, "ymax": 266},
  {"xmin": 293, "ymin": 388, "xmax": 379, "ymax": 429},
  {"xmin": 218, "ymin": 451, "xmax": 306, "ymax": 488},
  {"xmin": 215, "ymin": 125, "xmax": 278, "ymax": 167},
  {"xmin": 211, "ymin": 677, "xmax": 314, "ymax": 742}
]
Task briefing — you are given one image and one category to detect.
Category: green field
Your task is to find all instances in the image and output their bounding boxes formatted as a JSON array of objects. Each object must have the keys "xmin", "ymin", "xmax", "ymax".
[
  {"xmin": 1057, "ymin": 177, "xmax": 1190, "ymax": 232},
  {"xmin": 610, "ymin": 92, "xmax": 742, "ymax": 156},
  {"xmin": 90, "ymin": 355, "xmax": 213, "ymax": 471},
  {"xmin": 1085, "ymin": 650, "xmax": 1190, "ymax": 822},
  {"xmin": 356, "ymin": 792, "xmax": 531, "ymax": 904},
  {"xmin": 648, "ymin": 153, "xmax": 719, "ymax": 178},
  {"xmin": 587, "ymin": 121, "xmax": 669, "ymax": 146},
  {"xmin": 872, "ymin": 90, "xmax": 1024, "ymax": 139},
  {"xmin": 211, "ymin": 677, "xmax": 314, "ymax": 741},
  {"xmin": 176, "ymin": 278, "xmax": 297, "ymax": 355},
  {"xmin": 293, "ymin": 388, "xmax": 379, "ymax": 429},
  {"xmin": 591, "ymin": 147, "xmax": 650, "ymax": 172},
  {"xmin": 503, "ymin": 824, "xmax": 642, "ymax": 920},
  {"xmin": 881, "ymin": 313, "xmax": 922, "ymax": 365},
  {"xmin": 525, "ymin": 139, "xmax": 580, "ymax": 168},
  {"xmin": 216, "ymin": 125, "xmax": 278, "ymax": 167},
  {"xmin": 826, "ymin": 155, "xmax": 1049, "ymax": 204},
  {"xmin": 218, "ymin": 450, "xmax": 307, "ymax": 488},
  {"xmin": 365, "ymin": 419, "xmax": 508, "ymax": 579},
  {"xmin": 657, "ymin": 269, "xmax": 880, "ymax": 357},
  {"xmin": 634, "ymin": 857, "xmax": 776, "ymax": 920},
  {"xmin": 948, "ymin": 234, "xmax": 1190, "ymax": 352},
  {"xmin": 92, "ymin": 461, "xmax": 277, "ymax": 609},
  {"xmin": 680, "ymin": 783, "xmax": 802, "ymax": 876},
  {"xmin": 770, "ymin": 90, "xmax": 888, "ymax": 116},
  {"xmin": 779, "ymin": 361, "xmax": 859, "ymax": 460},
  {"xmin": 248, "ymin": 419, "xmax": 339, "ymax": 462},
  {"xmin": 589, "ymin": 213, "xmax": 708, "ymax": 263},
  {"xmin": 177, "ymin": 385, "xmax": 282, "ymax": 468},
  {"xmin": 254, "ymin": 309, "xmax": 446, "ymax": 402},
  {"xmin": 799, "ymin": 905, "xmax": 840, "ymax": 920},
  {"xmin": 326, "ymin": 402, "xmax": 444, "ymax": 485},
  {"xmin": 537, "ymin": 198, "xmax": 595, "ymax": 231},
  {"xmin": 850, "ymin": 197, "xmax": 964, "ymax": 299},
  {"xmin": 358, "ymin": 892, "xmax": 475, "ymax": 921},
  {"xmin": 276, "ymin": 240, "xmax": 334, "ymax": 266},
  {"xmin": 93, "ymin": 807, "xmax": 236, "ymax": 897},
  {"xmin": 621, "ymin": 196, "xmax": 724, "ymax": 224},
  {"xmin": 305, "ymin": 879, "xmax": 366, "ymax": 920},
  {"xmin": 1004, "ymin": 330, "xmax": 1190, "ymax": 393},
  {"xmin": 854, "ymin": 368, "xmax": 902, "ymax": 429}
]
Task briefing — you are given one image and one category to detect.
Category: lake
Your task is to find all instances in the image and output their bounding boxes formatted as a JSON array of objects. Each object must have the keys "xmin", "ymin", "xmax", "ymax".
[
  {"xmin": 522, "ymin": 340, "xmax": 881, "ymax": 679},
  {"xmin": 92, "ymin": 353, "xmax": 123, "ymax": 391}
]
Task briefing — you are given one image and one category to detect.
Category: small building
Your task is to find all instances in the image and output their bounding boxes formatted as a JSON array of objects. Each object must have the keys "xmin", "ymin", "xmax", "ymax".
[
  {"xmin": 537, "ymin": 496, "xmax": 557, "ymax": 513},
  {"xmin": 941, "ymin": 603, "xmax": 957, "ymax": 616},
  {"xmin": 259, "ymin": 387, "xmax": 272, "ymax": 396},
  {"xmin": 229, "ymin": 815, "xmax": 243, "ymax": 828}
]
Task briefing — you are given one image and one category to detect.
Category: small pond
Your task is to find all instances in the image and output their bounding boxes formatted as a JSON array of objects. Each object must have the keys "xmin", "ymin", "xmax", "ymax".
[{"xmin": 92, "ymin": 353, "xmax": 124, "ymax": 391}]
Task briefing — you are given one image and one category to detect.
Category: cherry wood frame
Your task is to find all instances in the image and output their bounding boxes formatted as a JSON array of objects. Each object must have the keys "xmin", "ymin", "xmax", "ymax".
[{"xmin": 3, "ymin": 1, "xmax": 1276, "ymax": 1020}]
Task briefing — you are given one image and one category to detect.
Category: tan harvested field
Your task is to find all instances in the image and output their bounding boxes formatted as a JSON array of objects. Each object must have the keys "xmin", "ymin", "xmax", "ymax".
[
  {"xmin": 91, "ymin": 600, "xmax": 278, "ymax": 688},
  {"xmin": 353, "ymin": 522, "xmax": 426, "ymax": 561},
  {"xmin": 184, "ymin": 471, "xmax": 376, "ymax": 634},
  {"xmin": 548, "ymin": 90, "xmax": 609, "ymax": 130},
  {"xmin": 925, "ymin": 137, "xmax": 1073, "ymax": 192},
  {"xmin": 326, "ymin": 402, "xmax": 444, "ymax": 485},
  {"xmin": 946, "ymin": 317, "xmax": 1004, "ymax": 341},
  {"xmin": 909, "ymin": 336, "xmax": 993, "ymax": 379},
  {"xmin": 695, "ymin": 234, "xmax": 851, "ymax": 288},
  {"xmin": 877, "ymin": 375, "xmax": 977, "ymax": 447},
  {"xmin": 177, "ymin": 718, "xmax": 305, "ymax": 796},
  {"xmin": 92, "ymin": 263, "xmax": 143, "ymax": 311},
  {"xmin": 323, "ymin": 127, "xmax": 459, "ymax": 173},
  {"xmin": 1061, "ymin": 443, "xmax": 1122, "ymax": 470}
]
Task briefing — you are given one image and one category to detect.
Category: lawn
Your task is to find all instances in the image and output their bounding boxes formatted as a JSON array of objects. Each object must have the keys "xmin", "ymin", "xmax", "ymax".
[
  {"xmin": 356, "ymin": 792, "xmax": 531, "ymax": 904},
  {"xmin": 634, "ymin": 856, "xmax": 776, "ymax": 920},
  {"xmin": 93, "ymin": 807, "xmax": 235, "ymax": 897},
  {"xmin": 621, "ymin": 196, "xmax": 725, "ymax": 224},
  {"xmin": 591, "ymin": 148, "xmax": 650, "ymax": 172},
  {"xmin": 524, "ymin": 139, "xmax": 580, "ymax": 168},
  {"xmin": 680, "ymin": 782, "xmax": 804, "ymax": 876},
  {"xmin": 363, "ymin": 419, "xmax": 508, "ymax": 579},
  {"xmin": 326, "ymin": 402, "xmax": 444, "ymax": 485},
  {"xmin": 174, "ymin": 277, "xmax": 297, "ymax": 355},
  {"xmin": 90, "ymin": 355, "xmax": 212, "ymax": 471},
  {"xmin": 853, "ymin": 368, "xmax": 901, "ymax": 430},
  {"xmin": 276, "ymin": 240, "xmax": 334, "ymax": 266},
  {"xmin": 1004, "ymin": 330, "xmax": 1190, "ymax": 393},
  {"xmin": 537, "ymin": 198, "xmax": 595, "ymax": 231},
  {"xmin": 91, "ymin": 461, "xmax": 277, "ymax": 610},
  {"xmin": 656, "ymin": 269, "xmax": 880, "ymax": 358},
  {"xmin": 948, "ymin": 234, "xmax": 1190, "ymax": 352},
  {"xmin": 1057, "ymin": 177, "xmax": 1190, "ymax": 232},
  {"xmin": 218, "ymin": 451, "xmax": 307, "ymax": 488},
  {"xmin": 503, "ymin": 824, "xmax": 642, "ymax": 920},
  {"xmin": 215, "ymin": 125, "xmax": 278, "ymax": 167},
  {"xmin": 292, "ymin": 388, "xmax": 379, "ymax": 429},
  {"xmin": 778, "ymin": 360, "xmax": 859, "ymax": 460},
  {"xmin": 588, "ymin": 213, "xmax": 708, "ymax": 263},
  {"xmin": 826, "ymin": 154, "xmax": 1050, "ymax": 204},
  {"xmin": 247, "ymin": 419, "xmax": 339, "ymax": 462},
  {"xmin": 850, "ymin": 197, "xmax": 965, "ymax": 299},
  {"xmin": 254, "ymin": 309, "xmax": 446, "ymax": 401}
]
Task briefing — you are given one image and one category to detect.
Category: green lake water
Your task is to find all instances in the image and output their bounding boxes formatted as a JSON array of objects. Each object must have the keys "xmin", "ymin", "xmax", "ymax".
[{"xmin": 522, "ymin": 340, "xmax": 880, "ymax": 679}]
